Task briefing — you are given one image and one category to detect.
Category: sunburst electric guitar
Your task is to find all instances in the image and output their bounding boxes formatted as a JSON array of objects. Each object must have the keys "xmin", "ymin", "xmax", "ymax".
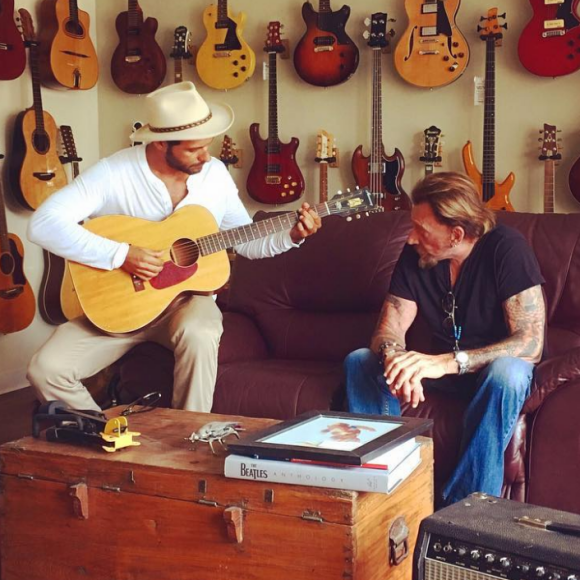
[
  {"xmin": 196, "ymin": 0, "xmax": 256, "ymax": 90},
  {"xmin": 68, "ymin": 189, "xmax": 377, "ymax": 334},
  {"xmin": 462, "ymin": 8, "xmax": 514, "ymax": 211},
  {"xmin": 394, "ymin": 0, "xmax": 469, "ymax": 87},
  {"xmin": 538, "ymin": 124, "xmax": 561, "ymax": 213}
]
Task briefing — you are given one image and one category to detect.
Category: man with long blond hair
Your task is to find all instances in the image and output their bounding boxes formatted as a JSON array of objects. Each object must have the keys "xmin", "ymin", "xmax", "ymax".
[{"xmin": 345, "ymin": 172, "xmax": 546, "ymax": 507}]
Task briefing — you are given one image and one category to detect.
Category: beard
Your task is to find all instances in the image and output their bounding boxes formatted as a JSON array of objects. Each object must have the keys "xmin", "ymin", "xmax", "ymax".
[
  {"xmin": 165, "ymin": 148, "xmax": 203, "ymax": 175},
  {"xmin": 416, "ymin": 248, "xmax": 439, "ymax": 270}
]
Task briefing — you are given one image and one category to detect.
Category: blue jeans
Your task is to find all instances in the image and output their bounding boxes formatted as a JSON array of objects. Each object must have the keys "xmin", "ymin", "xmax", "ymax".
[{"xmin": 344, "ymin": 348, "xmax": 534, "ymax": 505}]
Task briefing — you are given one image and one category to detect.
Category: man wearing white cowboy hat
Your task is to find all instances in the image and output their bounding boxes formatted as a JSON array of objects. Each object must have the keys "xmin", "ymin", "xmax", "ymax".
[{"xmin": 27, "ymin": 82, "xmax": 321, "ymax": 413}]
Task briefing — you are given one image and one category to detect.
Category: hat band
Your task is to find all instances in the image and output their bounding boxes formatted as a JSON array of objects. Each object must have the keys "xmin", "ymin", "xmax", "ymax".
[{"xmin": 149, "ymin": 112, "xmax": 213, "ymax": 134}]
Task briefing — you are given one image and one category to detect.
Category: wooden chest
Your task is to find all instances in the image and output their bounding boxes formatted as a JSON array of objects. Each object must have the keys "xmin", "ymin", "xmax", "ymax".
[{"xmin": 0, "ymin": 409, "xmax": 433, "ymax": 580}]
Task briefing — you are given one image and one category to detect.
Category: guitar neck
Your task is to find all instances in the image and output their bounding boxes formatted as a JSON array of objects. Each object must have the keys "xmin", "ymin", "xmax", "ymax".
[
  {"xmin": 319, "ymin": 0, "xmax": 331, "ymax": 13},
  {"xmin": 424, "ymin": 164, "xmax": 434, "ymax": 177},
  {"xmin": 28, "ymin": 41, "xmax": 46, "ymax": 134},
  {"xmin": 174, "ymin": 58, "xmax": 183, "ymax": 83},
  {"xmin": 127, "ymin": 0, "xmax": 143, "ymax": 28},
  {"xmin": 543, "ymin": 160, "xmax": 555, "ymax": 213},
  {"xmin": 267, "ymin": 52, "xmax": 279, "ymax": 145},
  {"xmin": 68, "ymin": 0, "xmax": 79, "ymax": 24},
  {"xmin": 217, "ymin": 0, "xmax": 229, "ymax": 24},
  {"xmin": 319, "ymin": 163, "xmax": 328, "ymax": 203},
  {"xmin": 0, "ymin": 158, "xmax": 9, "ymax": 253},
  {"xmin": 370, "ymin": 48, "xmax": 384, "ymax": 189},
  {"xmin": 482, "ymin": 37, "xmax": 496, "ymax": 200}
]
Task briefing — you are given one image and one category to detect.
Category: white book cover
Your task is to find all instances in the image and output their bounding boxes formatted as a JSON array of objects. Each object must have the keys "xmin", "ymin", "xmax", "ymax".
[{"xmin": 224, "ymin": 442, "xmax": 422, "ymax": 494}]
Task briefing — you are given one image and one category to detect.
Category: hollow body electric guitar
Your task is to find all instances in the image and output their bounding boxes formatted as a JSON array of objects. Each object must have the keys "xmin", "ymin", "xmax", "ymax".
[
  {"xmin": 352, "ymin": 13, "xmax": 411, "ymax": 212},
  {"xmin": 293, "ymin": 0, "xmax": 359, "ymax": 87},
  {"xmin": 0, "ymin": 154, "xmax": 36, "ymax": 335},
  {"xmin": 196, "ymin": 0, "xmax": 256, "ymax": 90},
  {"xmin": 462, "ymin": 8, "xmax": 515, "ymax": 211},
  {"xmin": 111, "ymin": 0, "xmax": 166, "ymax": 94},
  {"xmin": 518, "ymin": 0, "xmax": 580, "ymax": 77},
  {"xmin": 247, "ymin": 22, "xmax": 304, "ymax": 205},
  {"xmin": 38, "ymin": 0, "xmax": 99, "ymax": 89},
  {"xmin": 68, "ymin": 189, "xmax": 377, "ymax": 334},
  {"xmin": 394, "ymin": 0, "xmax": 469, "ymax": 87},
  {"xmin": 0, "ymin": 0, "xmax": 26, "ymax": 80},
  {"xmin": 10, "ymin": 9, "xmax": 68, "ymax": 211}
]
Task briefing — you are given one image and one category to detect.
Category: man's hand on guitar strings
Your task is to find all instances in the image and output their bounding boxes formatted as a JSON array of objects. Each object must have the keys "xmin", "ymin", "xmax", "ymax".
[{"xmin": 121, "ymin": 245, "xmax": 164, "ymax": 280}]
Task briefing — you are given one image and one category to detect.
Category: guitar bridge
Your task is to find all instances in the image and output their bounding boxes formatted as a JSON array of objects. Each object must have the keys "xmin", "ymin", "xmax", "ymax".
[
  {"xmin": 213, "ymin": 51, "xmax": 232, "ymax": 58},
  {"xmin": 419, "ymin": 50, "xmax": 440, "ymax": 55},
  {"xmin": 32, "ymin": 172, "xmax": 56, "ymax": 181},
  {"xmin": 0, "ymin": 287, "xmax": 23, "ymax": 300}
]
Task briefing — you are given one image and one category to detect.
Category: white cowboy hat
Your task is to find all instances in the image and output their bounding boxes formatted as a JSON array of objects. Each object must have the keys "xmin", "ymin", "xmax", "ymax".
[{"xmin": 130, "ymin": 81, "xmax": 234, "ymax": 143}]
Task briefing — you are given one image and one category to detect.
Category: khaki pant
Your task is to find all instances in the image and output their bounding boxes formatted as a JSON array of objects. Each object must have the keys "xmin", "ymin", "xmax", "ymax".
[{"xmin": 27, "ymin": 295, "xmax": 223, "ymax": 412}]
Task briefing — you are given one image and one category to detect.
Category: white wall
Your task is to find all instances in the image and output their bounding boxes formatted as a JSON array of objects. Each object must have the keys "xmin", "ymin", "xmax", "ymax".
[{"xmin": 1, "ymin": 0, "xmax": 580, "ymax": 396}]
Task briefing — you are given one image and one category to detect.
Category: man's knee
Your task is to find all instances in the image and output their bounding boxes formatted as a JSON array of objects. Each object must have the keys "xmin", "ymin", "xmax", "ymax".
[
  {"xmin": 344, "ymin": 348, "xmax": 378, "ymax": 373},
  {"xmin": 483, "ymin": 357, "xmax": 533, "ymax": 397},
  {"xmin": 176, "ymin": 319, "xmax": 223, "ymax": 350}
]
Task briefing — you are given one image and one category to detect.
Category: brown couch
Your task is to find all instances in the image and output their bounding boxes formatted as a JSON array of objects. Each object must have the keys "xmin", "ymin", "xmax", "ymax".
[{"xmin": 115, "ymin": 210, "xmax": 580, "ymax": 514}]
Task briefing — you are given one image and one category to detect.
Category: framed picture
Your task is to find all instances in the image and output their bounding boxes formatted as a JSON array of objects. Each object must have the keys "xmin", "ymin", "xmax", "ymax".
[{"xmin": 228, "ymin": 410, "xmax": 432, "ymax": 466}]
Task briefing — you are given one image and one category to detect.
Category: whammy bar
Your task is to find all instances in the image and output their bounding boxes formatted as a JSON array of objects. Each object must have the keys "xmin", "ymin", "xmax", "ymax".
[{"xmin": 33, "ymin": 400, "xmax": 141, "ymax": 452}]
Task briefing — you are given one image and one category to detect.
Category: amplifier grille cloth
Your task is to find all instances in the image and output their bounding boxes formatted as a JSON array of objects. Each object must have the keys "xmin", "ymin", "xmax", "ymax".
[{"xmin": 426, "ymin": 559, "xmax": 501, "ymax": 580}]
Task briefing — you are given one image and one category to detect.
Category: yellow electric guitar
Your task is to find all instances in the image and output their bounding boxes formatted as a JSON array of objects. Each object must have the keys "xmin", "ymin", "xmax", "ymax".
[
  {"xmin": 68, "ymin": 189, "xmax": 376, "ymax": 334},
  {"xmin": 196, "ymin": 0, "xmax": 256, "ymax": 90},
  {"xmin": 462, "ymin": 8, "xmax": 514, "ymax": 211}
]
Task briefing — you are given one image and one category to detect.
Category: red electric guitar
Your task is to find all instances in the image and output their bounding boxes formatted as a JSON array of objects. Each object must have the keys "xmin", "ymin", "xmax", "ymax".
[
  {"xmin": 518, "ymin": 0, "xmax": 580, "ymax": 77},
  {"xmin": 0, "ymin": 0, "xmax": 26, "ymax": 80},
  {"xmin": 351, "ymin": 13, "xmax": 410, "ymax": 212},
  {"xmin": 293, "ymin": 0, "xmax": 359, "ymax": 87},
  {"xmin": 246, "ymin": 22, "xmax": 304, "ymax": 205}
]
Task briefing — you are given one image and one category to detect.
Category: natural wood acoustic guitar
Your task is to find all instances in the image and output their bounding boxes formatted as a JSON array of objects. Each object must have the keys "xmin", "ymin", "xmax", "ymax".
[
  {"xmin": 462, "ymin": 8, "xmax": 515, "ymax": 211},
  {"xmin": 0, "ymin": 0, "xmax": 26, "ymax": 80},
  {"xmin": 538, "ymin": 124, "xmax": 561, "ymax": 213},
  {"xmin": 38, "ymin": 0, "xmax": 98, "ymax": 90},
  {"xmin": 9, "ymin": 9, "xmax": 68, "ymax": 211},
  {"xmin": 68, "ymin": 188, "xmax": 377, "ymax": 334},
  {"xmin": 394, "ymin": 0, "xmax": 469, "ymax": 88},
  {"xmin": 0, "ymin": 153, "xmax": 36, "ymax": 335},
  {"xmin": 196, "ymin": 0, "xmax": 256, "ymax": 90}
]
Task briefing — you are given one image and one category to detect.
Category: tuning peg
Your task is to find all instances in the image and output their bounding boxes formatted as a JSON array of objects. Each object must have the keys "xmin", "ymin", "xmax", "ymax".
[
  {"xmin": 363, "ymin": 30, "xmax": 370, "ymax": 40},
  {"xmin": 337, "ymin": 189, "xmax": 343, "ymax": 195},
  {"xmin": 356, "ymin": 214, "xmax": 361, "ymax": 219},
  {"xmin": 346, "ymin": 187, "xmax": 351, "ymax": 193},
  {"xmin": 477, "ymin": 25, "xmax": 484, "ymax": 32},
  {"xmin": 498, "ymin": 12, "xmax": 507, "ymax": 19},
  {"xmin": 388, "ymin": 29, "xmax": 396, "ymax": 37},
  {"xmin": 388, "ymin": 18, "xmax": 397, "ymax": 23},
  {"xmin": 364, "ymin": 17, "xmax": 371, "ymax": 26},
  {"xmin": 538, "ymin": 137, "xmax": 543, "ymax": 142},
  {"xmin": 355, "ymin": 185, "xmax": 360, "ymax": 190},
  {"xmin": 479, "ymin": 15, "xmax": 488, "ymax": 21},
  {"xmin": 346, "ymin": 216, "xmax": 353, "ymax": 222},
  {"xmin": 500, "ymin": 23, "xmax": 508, "ymax": 30}
]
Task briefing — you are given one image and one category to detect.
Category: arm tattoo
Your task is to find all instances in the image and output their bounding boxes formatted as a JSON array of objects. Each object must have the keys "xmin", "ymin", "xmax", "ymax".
[
  {"xmin": 371, "ymin": 293, "xmax": 418, "ymax": 353},
  {"xmin": 467, "ymin": 285, "xmax": 546, "ymax": 371}
]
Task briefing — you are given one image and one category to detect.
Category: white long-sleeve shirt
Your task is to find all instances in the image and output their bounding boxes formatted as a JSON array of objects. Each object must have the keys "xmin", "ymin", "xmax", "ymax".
[{"xmin": 28, "ymin": 146, "xmax": 299, "ymax": 270}]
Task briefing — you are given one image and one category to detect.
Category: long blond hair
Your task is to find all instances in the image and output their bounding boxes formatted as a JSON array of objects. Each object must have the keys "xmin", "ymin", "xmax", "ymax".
[{"xmin": 411, "ymin": 172, "xmax": 496, "ymax": 239}]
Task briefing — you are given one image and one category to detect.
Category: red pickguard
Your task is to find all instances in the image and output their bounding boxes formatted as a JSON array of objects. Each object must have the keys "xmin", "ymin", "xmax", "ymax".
[{"xmin": 149, "ymin": 261, "xmax": 198, "ymax": 290}]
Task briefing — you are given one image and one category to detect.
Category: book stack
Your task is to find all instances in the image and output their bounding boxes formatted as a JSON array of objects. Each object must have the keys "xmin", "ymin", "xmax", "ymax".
[{"xmin": 224, "ymin": 438, "xmax": 421, "ymax": 494}]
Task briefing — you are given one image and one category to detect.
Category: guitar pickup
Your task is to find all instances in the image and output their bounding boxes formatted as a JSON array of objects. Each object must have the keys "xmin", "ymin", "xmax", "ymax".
[
  {"xmin": 212, "ymin": 51, "xmax": 231, "ymax": 58},
  {"xmin": 544, "ymin": 19, "xmax": 565, "ymax": 29},
  {"xmin": 125, "ymin": 55, "xmax": 142, "ymax": 63},
  {"xmin": 420, "ymin": 27, "xmax": 438, "ymax": 37},
  {"xmin": 545, "ymin": 0, "xmax": 564, "ymax": 4},
  {"xmin": 421, "ymin": 3, "xmax": 438, "ymax": 13},
  {"xmin": 33, "ymin": 172, "xmax": 56, "ymax": 181},
  {"xmin": 265, "ymin": 176, "xmax": 281, "ymax": 185},
  {"xmin": 314, "ymin": 46, "xmax": 334, "ymax": 53}
]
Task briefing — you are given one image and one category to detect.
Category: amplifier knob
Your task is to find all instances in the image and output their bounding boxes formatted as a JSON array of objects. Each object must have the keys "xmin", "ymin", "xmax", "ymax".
[
  {"xmin": 471, "ymin": 550, "xmax": 482, "ymax": 560},
  {"xmin": 567, "ymin": 575, "xmax": 577, "ymax": 580},
  {"xmin": 500, "ymin": 557, "xmax": 513, "ymax": 569},
  {"xmin": 457, "ymin": 546, "xmax": 467, "ymax": 557},
  {"xmin": 552, "ymin": 573, "xmax": 561, "ymax": 580},
  {"xmin": 521, "ymin": 564, "xmax": 531, "ymax": 574},
  {"xmin": 536, "ymin": 567, "xmax": 546, "ymax": 577},
  {"xmin": 485, "ymin": 553, "xmax": 496, "ymax": 564}
]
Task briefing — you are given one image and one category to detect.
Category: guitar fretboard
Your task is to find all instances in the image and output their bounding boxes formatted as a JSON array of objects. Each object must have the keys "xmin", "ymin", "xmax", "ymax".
[
  {"xmin": 0, "ymin": 155, "xmax": 9, "ymax": 253},
  {"xmin": 370, "ymin": 47, "xmax": 384, "ymax": 194},
  {"xmin": 319, "ymin": 0, "xmax": 331, "ymax": 14},
  {"xmin": 68, "ymin": 0, "xmax": 79, "ymax": 24},
  {"xmin": 217, "ymin": 0, "xmax": 229, "ymax": 26},
  {"xmin": 544, "ymin": 160, "xmax": 555, "ymax": 214},
  {"xmin": 482, "ymin": 36, "xmax": 496, "ymax": 201},
  {"xmin": 267, "ymin": 51, "xmax": 280, "ymax": 148},
  {"xmin": 127, "ymin": 0, "xmax": 143, "ymax": 30}
]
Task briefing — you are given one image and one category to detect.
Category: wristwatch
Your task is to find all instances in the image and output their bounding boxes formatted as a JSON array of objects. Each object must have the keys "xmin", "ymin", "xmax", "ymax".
[{"xmin": 454, "ymin": 351, "xmax": 470, "ymax": 375}]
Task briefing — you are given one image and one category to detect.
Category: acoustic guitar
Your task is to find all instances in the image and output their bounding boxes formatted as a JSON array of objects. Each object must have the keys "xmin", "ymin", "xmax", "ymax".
[
  {"xmin": 462, "ymin": 8, "xmax": 515, "ymax": 212},
  {"xmin": 419, "ymin": 125, "xmax": 443, "ymax": 176},
  {"xmin": 170, "ymin": 26, "xmax": 192, "ymax": 84},
  {"xmin": 219, "ymin": 134, "xmax": 239, "ymax": 170},
  {"xmin": 38, "ymin": 125, "xmax": 83, "ymax": 325},
  {"xmin": 10, "ymin": 9, "xmax": 68, "ymax": 211},
  {"xmin": 247, "ymin": 22, "xmax": 305, "ymax": 205},
  {"xmin": 38, "ymin": 0, "xmax": 99, "ymax": 90},
  {"xmin": 518, "ymin": 0, "xmax": 580, "ymax": 77},
  {"xmin": 110, "ymin": 0, "xmax": 166, "ymax": 94},
  {"xmin": 293, "ymin": 0, "xmax": 359, "ymax": 87},
  {"xmin": 0, "ymin": 0, "xmax": 26, "ymax": 80},
  {"xmin": 538, "ymin": 124, "xmax": 561, "ymax": 214},
  {"xmin": 196, "ymin": 0, "xmax": 256, "ymax": 90},
  {"xmin": 394, "ymin": 0, "xmax": 469, "ymax": 88},
  {"xmin": 0, "ymin": 154, "xmax": 36, "ymax": 335},
  {"xmin": 315, "ymin": 130, "xmax": 337, "ymax": 203},
  {"xmin": 68, "ymin": 188, "xmax": 377, "ymax": 334},
  {"xmin": 351, "ymin": 13, "xmax": 411, "ymax": 212}
]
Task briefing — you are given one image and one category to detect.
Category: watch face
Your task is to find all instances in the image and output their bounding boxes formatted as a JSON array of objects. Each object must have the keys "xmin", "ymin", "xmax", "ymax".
[{"xmin": 456, "ymin": 351, "xmax": 469, "ymax": 364}]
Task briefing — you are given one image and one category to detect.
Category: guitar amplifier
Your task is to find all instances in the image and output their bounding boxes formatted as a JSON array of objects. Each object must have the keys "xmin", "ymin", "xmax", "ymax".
[{"xmin": 414, "ymin": 493, "xmax": 580, "ymax": 580}]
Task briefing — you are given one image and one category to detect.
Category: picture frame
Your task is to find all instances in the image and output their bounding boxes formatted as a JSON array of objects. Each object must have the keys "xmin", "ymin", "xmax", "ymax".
[{"xmin": 228, "ymin": 410, "xmax": 433, "ymax": 466}]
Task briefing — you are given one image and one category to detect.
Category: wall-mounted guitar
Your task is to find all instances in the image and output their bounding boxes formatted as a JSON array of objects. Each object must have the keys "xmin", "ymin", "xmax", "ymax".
[
  {"xmin": 170, "ymin": 26, "xmax": 192, "ymax": 84},
  {"xmin": 0, "ymin": 0, "xmax": 26, "ymax": 80},
  {"xmin": 38, "ymin": 125, "xmax": 84, "ymax": 325},
  {"xmin": 68, "ymin": 188, "xmax": 377, "ymax": 334},
  {"xmin": 10, "ymin": 9, "xmax": 67, "ymax": 211},
  {"xmin": 247, "ymin": 22, "xmax": 304, "ymax": 205},
  {"xmin": 462, "ymin": 8, "xmax": 515, "ymax": 212},
  {"xmin": 419, "ymin": 125, "xmax": 443, "ymax": 176},
  {"xmin": 518, "ymin": 0, "xmax": 580, "ymax": 77},
  {"xmin": 568, "ymin": 142, "xmax": 580, "ymax": 205},
  {"xmin": 111, "ymin": 0, "xmax": 166, "ymax": 94},
  {"xmin": 293, "ymin": 0, "xmax": 359, "ymax": 87},
  {"xmin": 394, "ymin": 0, "xmax": 469, "ymax": 87},
  {"xmin": 352, "ymin": 13, "xmax": 411, "ymax": 212},
  {"xmin": 315, "ymin": 130, "xmax": 337, "ymax": 203},
  {"xmin": 0, "ymin": 153, "xmax": 36, "ymax": 335},
  {"xmin": 538, "ymin": 124, "xmax": 561, "ymax": 213},
  {"xmin": 196, "ymin": 0, "xmax": 256, "ymax": 90},
  {"xmin": 219, "ymin": 134, "xmax": 239, "ymax": 170},
  {"xmin": 38, "ymin": 0, "xmax": 99, "ymax": 90}
]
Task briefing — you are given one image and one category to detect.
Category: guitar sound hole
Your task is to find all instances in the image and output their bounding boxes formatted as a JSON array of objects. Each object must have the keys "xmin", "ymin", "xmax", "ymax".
[
  {"xmin": 65, "ymin": 20, "xmax": 84, "ymax": 36},
  {"xmin": 171, "ymin": 238, "xmax": 199, "ymax": 267},
  {"xmin": 0, "ymin": 253, "xmax": 15, "ymax": 276},
  {"xmin": 33, "ymin": 131, "xmax": 50, "ymax": 155}
]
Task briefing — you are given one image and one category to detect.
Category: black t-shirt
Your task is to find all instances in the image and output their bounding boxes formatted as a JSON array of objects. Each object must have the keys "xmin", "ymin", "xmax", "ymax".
[{"xmin": 389, "ymin": 223, "xmax": 545, "ymax": 354}]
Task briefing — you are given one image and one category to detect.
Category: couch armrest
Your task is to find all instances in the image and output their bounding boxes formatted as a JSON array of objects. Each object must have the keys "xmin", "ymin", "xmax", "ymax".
[
  {"xmin": 218, "ymin": 312, "xmax": 269, "ymax": 365},
  {"xmin": 522, "ymin": 346, "xmax": 580, "ymax": 414}
]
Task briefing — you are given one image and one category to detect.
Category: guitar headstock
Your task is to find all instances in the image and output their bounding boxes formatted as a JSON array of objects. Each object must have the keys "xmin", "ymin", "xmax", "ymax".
[
  {"xmin": 315, "ymin": 131, "xmax": 337, "ymax": 164},
  {"xmin": 328, "ymin": 187, "xmax": 382, "ymax": 219},
  {"xmin": 478, "ymin": 8, "xmax": 507, "ymax": 45},
  {"xmin": 264, "ymin": 22, "xmax": 285, "ymax": 54},
  {"xmin": 219, "ymin": 135, "xmax": 239, "ymax": 168},
  {"xmin": 539, "ymin": 124, "xmax": 562, "ymax": 162},
  {"xmin": 18, "ymin": 8, "xmax": 36, "ymax": 44},
  {"xmin": 363, "ymin": 13, "xmax": 394, "ymax": 51},
  {"xmin": 59, "ymin": 125, "xmax": 82, "ymax": 164},
  {"xmin": 170, "ymin": 26, "xmax": 192, "ymax": 60},
  {"xmin": 419, "ymin": 126, "xmax": 443, "ymax": 166}
]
